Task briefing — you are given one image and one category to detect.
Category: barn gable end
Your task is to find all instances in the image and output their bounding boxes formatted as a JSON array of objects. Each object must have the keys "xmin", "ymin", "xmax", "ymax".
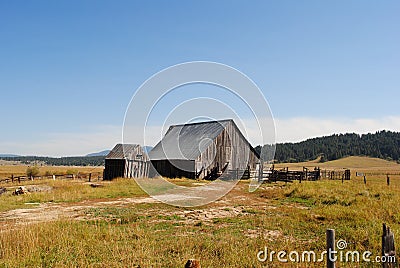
[{"xmin": 104, "ymin": 144, "xmax": 149, "ymax": 180}]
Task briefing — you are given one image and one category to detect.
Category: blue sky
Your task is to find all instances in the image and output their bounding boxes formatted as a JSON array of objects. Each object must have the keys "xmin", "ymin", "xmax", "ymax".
[{"xmin": 0, "ymin": 1, "xmax": 399, "ymax": 156}]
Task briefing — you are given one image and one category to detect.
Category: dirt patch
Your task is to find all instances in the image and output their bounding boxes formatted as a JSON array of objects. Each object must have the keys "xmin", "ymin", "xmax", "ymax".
[
  {"xmin": 0, "ymin": 196, "xmax": 159, "ymax": 229},
  {"xmin": 172, "ymin": 206, "xmax": 246, "ymax": 224},
  {"xmin": 243, "ymin": 228, "xmax": 293, "ymax": 241},
  {"xmin": 24, "ymin": 185, "xmax": 53, "ymax": 192},
  {"xmin": 0, "ymin": 182, "xmax": 279, "ymax": 229}
]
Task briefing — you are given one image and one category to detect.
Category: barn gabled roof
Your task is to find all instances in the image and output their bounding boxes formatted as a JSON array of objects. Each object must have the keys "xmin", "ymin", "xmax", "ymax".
[
  {"xmin": 149, "ymin": 119, "xmax": 259, "ymax": 161},
  {"xmin": 106, "ymin": 144, "xmax": 142, "ymax": 160}
]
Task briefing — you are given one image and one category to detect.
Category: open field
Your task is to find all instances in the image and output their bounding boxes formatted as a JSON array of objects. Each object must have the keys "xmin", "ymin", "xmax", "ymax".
[
  {"xmin": 1, "ymin": 158, "xmax": 400, "ymax": 267},
  {"xmin": 0, "ymin": 164, "xmax": 104, "ymax": 178}
]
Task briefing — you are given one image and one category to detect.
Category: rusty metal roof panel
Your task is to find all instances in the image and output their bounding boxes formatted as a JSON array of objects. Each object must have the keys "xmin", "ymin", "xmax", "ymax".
[{"xmin": 149, "ymin": 119, "xmax": 232, "ymax": 160}]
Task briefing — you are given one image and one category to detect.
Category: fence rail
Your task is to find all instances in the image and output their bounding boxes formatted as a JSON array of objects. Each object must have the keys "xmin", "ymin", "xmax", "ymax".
[{"xmin": 0, "ymin": 173, "xmax": 103, "ymax": 184}]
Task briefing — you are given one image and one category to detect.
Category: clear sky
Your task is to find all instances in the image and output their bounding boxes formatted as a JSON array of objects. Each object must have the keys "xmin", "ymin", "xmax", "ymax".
[{"xmin": 1, "ymin": 1, "xmax": 399, "ymax": 156}]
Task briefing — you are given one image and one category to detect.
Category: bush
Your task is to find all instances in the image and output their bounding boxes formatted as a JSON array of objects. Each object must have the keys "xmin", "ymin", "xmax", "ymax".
[{"xmin": 26, "ymin": 166, "xmax": 40, "ymax": 177}]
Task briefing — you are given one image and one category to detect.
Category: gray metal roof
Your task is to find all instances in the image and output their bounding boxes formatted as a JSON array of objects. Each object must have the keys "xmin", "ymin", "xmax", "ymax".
[
  {"xmin": 149, "ymin": 119, "xmax": 232, "ymax": 160},
  {"xmin": 106, "ymin": 144, "xmax": 141, "ymax": 160}
]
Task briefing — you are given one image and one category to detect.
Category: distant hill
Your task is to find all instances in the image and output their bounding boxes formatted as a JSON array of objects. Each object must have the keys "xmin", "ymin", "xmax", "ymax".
[
  {"xmin": 274, "ymin": 156, "xmax": 400, "ymax": 170},
  {"xmin": 256, "ymin": 130, "xmax": 400, "ymax": 163},
  {"xmin": 0, "ymin": 145, "xmax": 155, "ymax": 166},
  {"xmin": 0, "ymin": 154, "xmax": 20, "ymax": 157},
  {"xmin": 86, "ymin": 150, "xmax": 110, "ymax": 157},
  {"xmin": 0, "ymin": 156, "xmax": 105, "ymax": 166}
]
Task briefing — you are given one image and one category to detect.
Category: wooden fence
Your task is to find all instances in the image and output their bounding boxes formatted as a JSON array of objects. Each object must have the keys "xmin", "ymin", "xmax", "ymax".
[
  {"xmin": 320, "ymin": 169, "xmax": 351, "ymax": 180},
  {"xmin": 269, "ymin": 167, "xmax": 321, "ymax": 182},
  {"xmin": 252, "ymin": 166, "xmax": 352, "ymax": 183},
  {"xmin": 256, "ymin": 166, "xmax": 323, "ymax": 183},
  {"xmin": 217, "ymin": 166, "xmax": 327, "ymax": 183},
  {"xmin": 0, "ymin": 172, "xmax": 103, "ymax": 184}
]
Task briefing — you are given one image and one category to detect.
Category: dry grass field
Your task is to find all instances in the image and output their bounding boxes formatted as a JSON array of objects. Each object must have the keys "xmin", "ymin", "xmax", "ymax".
[
  {"xmin": 0, "ymin": 164, "xmax": 103, "ymax": 178},
  {"xmin": 0, "ymin": 157, "xmax": 400, "ymax": 267}
]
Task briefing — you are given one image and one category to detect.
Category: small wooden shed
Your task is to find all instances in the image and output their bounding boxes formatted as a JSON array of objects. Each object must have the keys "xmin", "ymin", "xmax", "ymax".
[
  {"xmin": 148, "ymin": 119, "xmax": 260, "ymax": 179},
  {"xmin": 103, "ymin": 144, "xmax": 149, "ymax": 180}
]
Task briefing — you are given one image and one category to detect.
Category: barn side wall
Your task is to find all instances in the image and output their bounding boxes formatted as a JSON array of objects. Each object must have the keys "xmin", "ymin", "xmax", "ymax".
[
  {"xmin": 104, "ymin": 159, "xmax": 126, "ymax": 180},
  {"xmin": 124, "ymin": 145, "xmax": 150, "ymax": 178}
]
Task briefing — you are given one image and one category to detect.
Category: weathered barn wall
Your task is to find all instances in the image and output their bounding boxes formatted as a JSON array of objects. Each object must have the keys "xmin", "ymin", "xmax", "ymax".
[
  {"xmin": 195, "ymin": 120, "xmax": 259, "ymax": 178},
  {"xmin": 104, "ymin": 144, "xmax": 149, "ymax": 180},
  {"xmin": 150, "ymin": 159, "xmax": 195, "ymax": 179},
  {"xmin": 125, "ymin": 159, "xmax": 150, "ymax": 178},
  {"xmin": 104, "ymin": 159, "xmax": 125, "ymax": 180}
]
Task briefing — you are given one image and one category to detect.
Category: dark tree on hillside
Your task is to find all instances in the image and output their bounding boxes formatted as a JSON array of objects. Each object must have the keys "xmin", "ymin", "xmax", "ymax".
[
  {"xmin": 260, "ymin": 131, "xmax": 400, "ymax": 163},
  {"xmin": 0, "ymin": 156, "xmax": 105, "ymax": 166}
]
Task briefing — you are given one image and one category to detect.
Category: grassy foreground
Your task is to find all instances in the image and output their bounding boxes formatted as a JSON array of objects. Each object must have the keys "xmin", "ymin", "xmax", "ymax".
[
  {"xmin": 0, "ymin": 179, "xmax": 146, "ymax": 213},
  {"xmin": 0, "ymin": 174, "xmax": 400, "ymax": 267}
]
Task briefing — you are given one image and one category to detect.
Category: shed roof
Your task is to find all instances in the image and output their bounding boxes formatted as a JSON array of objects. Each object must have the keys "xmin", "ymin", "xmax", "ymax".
[
  {"xmin": 106, "ymin": 144, "xmax": 141, "ymax": 160},
  {"xmin": 149, "ymin": 119, "xmax": 257, "ymax": 161}
]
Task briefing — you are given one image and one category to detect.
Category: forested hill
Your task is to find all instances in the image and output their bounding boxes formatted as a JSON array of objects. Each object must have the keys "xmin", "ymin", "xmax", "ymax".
[
  {"xmin": 256, "ymin": 130, "xmax": 400, "ymax": 163},
  {"xmin": 0, "ymin": 156, "xmax": 105, "ymax": 166}
]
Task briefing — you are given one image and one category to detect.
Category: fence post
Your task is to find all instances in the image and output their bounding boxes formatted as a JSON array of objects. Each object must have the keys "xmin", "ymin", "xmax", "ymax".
[
  {"xmin": 326, "ymin": 229, "xmax": 336, "ymax": 268},
  {"xmin": 387, "ymin": 175, "xmax": 390, "ymax": 186},
  {"xmin": 364, "ymin": 175, "xmax": 367, "ymax": 185},
  {"xmin": 382, "ymin": 223, "xmax": 397, "ymax": 268},
  {"xmin": 305, "ymin": 167, "xmax": 307, "ymax": 181},
  {"xmin": 383, "ymin": 223, "xmax": 387, "ymax": 268},
  {"xmin": 89, "ymin": 173, "xmax": 92, "ymax": 182},
  {"xmin": 11, "ymin": 174, "xmax": 14, "ymax": 183}
]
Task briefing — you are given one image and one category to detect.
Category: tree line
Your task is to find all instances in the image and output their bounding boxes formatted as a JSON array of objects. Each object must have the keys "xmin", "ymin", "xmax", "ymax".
[
  {"xmin": 255, "ymin": 130, "xmax": 400, "ymax": 163},
  {"xmin": 0, "ymin": 156, "xmax": 105, "ymax": 166}
]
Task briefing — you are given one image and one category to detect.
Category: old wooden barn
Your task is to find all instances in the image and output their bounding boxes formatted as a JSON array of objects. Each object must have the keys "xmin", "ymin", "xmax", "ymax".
[
  {"xmin": 103, "ymin": 144, "xmax": 149, "ymax": 180},
  {"xmin": 148, "ymin": 119, "xmax": 260, "ymax": 179}
]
